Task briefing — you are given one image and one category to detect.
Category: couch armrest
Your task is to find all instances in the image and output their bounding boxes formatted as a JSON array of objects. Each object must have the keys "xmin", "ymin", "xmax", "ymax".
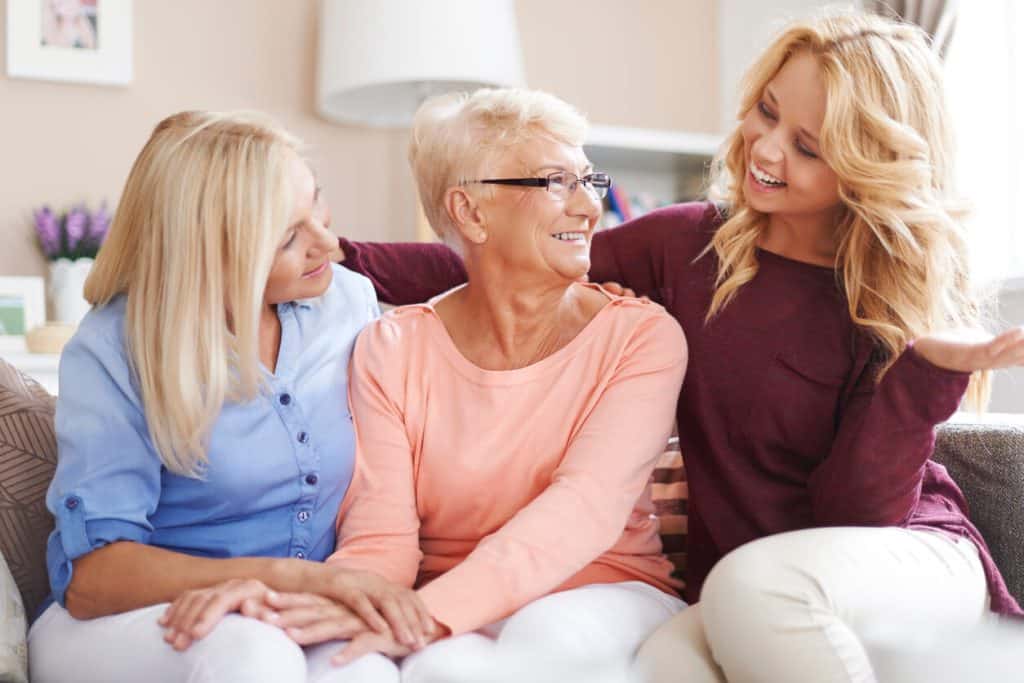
[{"xmin": 935, "ymin": 414, "xmax": 1024, "ymax": 606}]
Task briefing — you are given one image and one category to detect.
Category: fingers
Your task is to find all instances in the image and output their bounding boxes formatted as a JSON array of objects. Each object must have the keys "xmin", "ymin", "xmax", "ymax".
[
  {"xmin": 330, "ymin": 632, "xmax": 410, "ymax": 667},
  {"xmin": 376, "ymin": 593, "xmax": 420, "ymax": 648},
  {"xmin": 160, "ymin": 579, "xmax": 271, "ymax": 650},
  {"xmin": 284, "ymin": 615, "xmax": 365, "ymax": 646},
  {"xmin": 265, "ymin": 591, "xmax": 333, "ymax": 610},
  {"xmin": 329, "ymin": 576, "xmax": 391, "ymax": 636},
  {"xmin": 345, "ymin": 588, "xmax": 391, "ymax": 636},
  {"xmin": 271, "ymin": 604, "xmax": 361, "ymax": 634},
  {"xmin": 599, "ymin": 281, "xmax": 625, "ymax": 296},
  {"xmin": 403, "ymin": 591, "xmax": 435, "ymax": 642},
  {"xmin": 194, "ymin": 580, "xmax": 269, "ymax": 639},
  {"xmin": 987, "ymin": 327, "xmax": 1024, "ymax": 368}
]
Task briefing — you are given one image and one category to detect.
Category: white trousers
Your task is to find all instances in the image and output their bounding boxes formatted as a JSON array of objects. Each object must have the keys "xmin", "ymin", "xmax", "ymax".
[
  {"xmin": 635, "ymin": 527, "xmax": 990, "ymax": 683},
  {"xmin": 29, "ymin": 580, "xmax": 683, "ymax": 683}
]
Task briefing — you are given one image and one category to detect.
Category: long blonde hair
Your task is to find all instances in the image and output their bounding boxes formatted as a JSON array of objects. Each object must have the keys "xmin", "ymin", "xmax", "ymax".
[
  {"xmin": 706, "ymin": 10, "xmax": 989, "ymax": 405},
  {"xmin": 85, "ymin": 111, "xmax": 300, "ymax": 476}
]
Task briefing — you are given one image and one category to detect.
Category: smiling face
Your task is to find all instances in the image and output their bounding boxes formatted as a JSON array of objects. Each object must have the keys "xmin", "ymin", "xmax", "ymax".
[
  {"xmin": 740, "ymin": 50, "xmax": 842, "ymax": 229},
  {"xmin": 469, "ymin": 136, "xmax": 602, "ymax": 282},
  {"xmin": 263, "ymin": 153, "xmax": 336, "ymax": 306}
]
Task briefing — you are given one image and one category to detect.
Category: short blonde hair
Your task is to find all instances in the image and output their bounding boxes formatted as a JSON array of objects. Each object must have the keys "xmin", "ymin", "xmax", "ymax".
[
  {"xmin": 705, "ymin": 9, "xmax": 990, "ymax": 405},
  {"xmin": 86, "ymin": 111, "xmax": 301, "ymax": 476},
  {"xmin": 408, "ymin": 88, "xmax": 588, "ymax": 247}
]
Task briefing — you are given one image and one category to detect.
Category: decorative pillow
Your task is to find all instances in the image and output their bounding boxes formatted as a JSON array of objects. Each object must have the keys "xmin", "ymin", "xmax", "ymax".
[
  {"xmin": 651, "ymin": 435, "xmax": 687, "ymax": 588},
  {"xmin": 0, "ymin": 550, "xmax": 27, "ymax": 683},
  {"xmin": 0, "ymin": 358, "xmax": 58, "ymax": 620}
]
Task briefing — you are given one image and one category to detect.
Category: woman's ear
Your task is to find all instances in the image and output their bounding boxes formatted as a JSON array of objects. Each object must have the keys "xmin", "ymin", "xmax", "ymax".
[{"xmin": 444, "ymin": 187, "xmax": 488, "ymax": 245}]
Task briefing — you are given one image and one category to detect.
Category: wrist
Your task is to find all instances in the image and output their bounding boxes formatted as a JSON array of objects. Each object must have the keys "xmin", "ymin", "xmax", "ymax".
[{"xmin": 267, "ymin": 557, "xmax": 313, "ymax": 592}]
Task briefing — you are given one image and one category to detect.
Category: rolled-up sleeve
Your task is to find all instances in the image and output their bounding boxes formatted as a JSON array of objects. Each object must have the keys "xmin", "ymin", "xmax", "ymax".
[{"xmin": 46, "ymin": 330, "xmax": 162, "ymax": 606}]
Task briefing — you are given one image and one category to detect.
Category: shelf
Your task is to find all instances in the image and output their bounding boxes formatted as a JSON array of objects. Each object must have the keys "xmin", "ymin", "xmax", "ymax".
[
  {"xmin": 1, "ymin": 351, "xmax": 60, "ymax": 395},
  {"xmin": 583, "ymin": 125, "xmax": 725, "ymax": 206},
  {"xmin": 585, "ymin": 124, "xmax": 724, "ymax": 173}
]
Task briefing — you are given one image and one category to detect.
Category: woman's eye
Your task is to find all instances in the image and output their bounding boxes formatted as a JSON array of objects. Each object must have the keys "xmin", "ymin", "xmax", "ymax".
[
  {"xmin": 796, "ymin": 141, "xmax": 819, "ymax": 159},
  {"xmin": 282, "ymin": 231, "xmax": 297, "ymax": 249},
  {"xmin": 758, "ymin": 101, "xmax": 777, "ymax": 120}
]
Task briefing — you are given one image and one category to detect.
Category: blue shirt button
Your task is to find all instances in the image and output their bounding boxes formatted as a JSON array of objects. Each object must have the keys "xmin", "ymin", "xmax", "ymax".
[
  {"xmin": 64, "ymin": 496, "xmax": 80, "ymax": 510},
  {"xmin": 295, "ymin": 551, "xmax": 305, "ymax": 559},
  {"xmin": 305, "ymin": 473, "xmax": 318, "ymax": 486},
  {"xmin": 297, "ymin": 510, "xmax": 310, "ymax": 523},
  {"xmin": 297, "ymin": 431, "xmax": 309, "ymax": 444},
  {"xmin": 279, "ymin": 393, "xmax": 291, "ymax": 406}
]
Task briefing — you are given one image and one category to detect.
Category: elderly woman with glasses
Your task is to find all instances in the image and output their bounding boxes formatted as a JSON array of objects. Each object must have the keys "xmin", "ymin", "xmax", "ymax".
[{"xmin": 256, "ymin": 88, "xmax": 688, "ymax": 680}]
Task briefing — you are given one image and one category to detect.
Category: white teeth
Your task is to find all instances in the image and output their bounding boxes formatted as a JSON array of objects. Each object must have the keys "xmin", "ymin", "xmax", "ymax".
[
  {"xmin": 749, "ymin": 162, "xmax": 785, "ymax": 186},
  {"xmin": 553, "ymin": 232, "xmax": 586, "ymax": 241}
]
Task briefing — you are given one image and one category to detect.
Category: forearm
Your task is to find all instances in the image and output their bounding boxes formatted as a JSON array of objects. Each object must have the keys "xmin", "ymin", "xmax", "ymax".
[
  {"xmin": 66, "ymin": 541, "xmax": 332, "ymax": 619},
  {"xmin": 809, "ymin": 347, "xmax": 969, "ymax": 525}
]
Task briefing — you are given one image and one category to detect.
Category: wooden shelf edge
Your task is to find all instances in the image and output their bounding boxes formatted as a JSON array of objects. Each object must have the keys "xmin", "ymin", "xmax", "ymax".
[{"xmin": 586, "ymin": 124, "xmax": 725, "ymax": 158}]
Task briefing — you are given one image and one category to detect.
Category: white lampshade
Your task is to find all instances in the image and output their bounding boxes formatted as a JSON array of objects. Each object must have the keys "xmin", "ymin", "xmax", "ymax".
[{"xmin": 318, "ymin": 0, "xmax": 527, "ymax": 127}]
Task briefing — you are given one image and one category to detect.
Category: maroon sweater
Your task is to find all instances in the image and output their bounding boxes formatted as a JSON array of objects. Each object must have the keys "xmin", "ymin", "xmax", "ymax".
[{"xmin": 338, "ymin": 201, "xmax": 1021, "ymax": 616}]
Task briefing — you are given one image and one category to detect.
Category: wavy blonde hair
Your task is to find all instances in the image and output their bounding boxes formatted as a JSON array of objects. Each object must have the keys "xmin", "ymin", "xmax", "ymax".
[
  {"xmin": 85, "ymin": 111, "xmax": 300, "ymax": 476},
  {"xmin": 706, "ymin": 10, "xmax": 990, "ymax": 405}
]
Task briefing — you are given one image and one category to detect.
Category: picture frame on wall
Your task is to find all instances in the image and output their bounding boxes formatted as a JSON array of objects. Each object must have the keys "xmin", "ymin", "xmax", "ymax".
[
  {"xmin": 5, "ymin": 0, "xmax": 133, "ymax": 86},
  {"xmin": 0, "ymin": 277, "xmax": 46, "ymax": 353}
]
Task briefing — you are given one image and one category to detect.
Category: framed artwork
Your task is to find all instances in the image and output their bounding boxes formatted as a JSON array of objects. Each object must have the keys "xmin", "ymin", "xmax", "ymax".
[
  {"xmin": 5, "ymin": 0, "xmax": 133, "ymax": 86},
  {"xmin": 0, "ymin": 277, "xmax": 46, "ymax": 353}
]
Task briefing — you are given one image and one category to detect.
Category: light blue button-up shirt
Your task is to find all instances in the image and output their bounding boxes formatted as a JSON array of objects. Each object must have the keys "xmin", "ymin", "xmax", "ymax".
[{"xmin": 45, "ymin": 264, "xmax": 378, "ymax": 608}]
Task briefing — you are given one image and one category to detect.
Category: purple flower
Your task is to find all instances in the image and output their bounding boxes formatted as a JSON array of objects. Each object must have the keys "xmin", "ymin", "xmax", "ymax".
[
  {"xmin": 64, "ymin": 205, "xmax": 88, "ymax": 252},
  {"xmin": 87, "ymin": 202, "xmax": 111, "ymax": 245},
  {"xmin": 34, "ymin": 206, "xmax": 61, "ymax": 259}
]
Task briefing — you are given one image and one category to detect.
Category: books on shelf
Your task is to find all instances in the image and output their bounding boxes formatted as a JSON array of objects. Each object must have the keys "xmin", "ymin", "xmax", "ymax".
[{"xmin": 600, "ymin": 183, "xmax": 674, "ymax": 230}]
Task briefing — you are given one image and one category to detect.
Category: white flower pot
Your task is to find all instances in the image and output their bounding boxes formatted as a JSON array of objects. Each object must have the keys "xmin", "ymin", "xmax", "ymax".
[{"xmin": 49, "ymin": 257, "xmax": 93, "ymax": 325}]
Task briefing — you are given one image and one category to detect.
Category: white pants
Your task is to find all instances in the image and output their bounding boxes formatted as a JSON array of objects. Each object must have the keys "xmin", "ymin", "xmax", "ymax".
[
  {"xmin": 399, "ymin": 581, "xmax": 683, "ymax": 683},
  {"xmin": 28, "ymin": 601, "xmax": 398, "ymax": 683},
  {"xmin": 29, "ymin": 580, "xmax": 682, "ymax": 683},
  {"xmin": 636, "ymin": 527, "xmax": 990, "ymax": 683}
]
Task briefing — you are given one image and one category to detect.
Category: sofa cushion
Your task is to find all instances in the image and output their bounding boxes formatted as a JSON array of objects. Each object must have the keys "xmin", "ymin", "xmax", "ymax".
[
  {"xmin": 933, "ymin": 416, "xmax": 1024, "ymax": 606},
  {"xmin": 651, "ymin": 436, "xmax": 687, "ymax": 587},
  {"xmin": 0, "ymin": 358, "xmax": 58, "ymax": 619},
  {"xmin": 0, "ymin": 550, "xmax": 27, "ymax": 683}
]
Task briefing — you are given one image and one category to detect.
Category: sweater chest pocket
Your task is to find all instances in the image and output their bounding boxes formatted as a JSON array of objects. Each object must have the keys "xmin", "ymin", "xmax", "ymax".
[{"xmin": 743, "ymin": 351, "xmax": 848, "ymax": 466}]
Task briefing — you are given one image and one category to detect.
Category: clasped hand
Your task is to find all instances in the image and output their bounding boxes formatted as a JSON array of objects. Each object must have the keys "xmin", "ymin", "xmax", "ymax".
[{"xmin": 158, "ymin": 569, "xmax": 439, "ymax": 666}]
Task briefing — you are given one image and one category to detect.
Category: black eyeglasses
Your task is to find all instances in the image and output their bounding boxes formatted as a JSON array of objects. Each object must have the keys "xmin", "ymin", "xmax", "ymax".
[{"xmin": 463, "ymin": 171, "xmax": 612, "ymax": 200}]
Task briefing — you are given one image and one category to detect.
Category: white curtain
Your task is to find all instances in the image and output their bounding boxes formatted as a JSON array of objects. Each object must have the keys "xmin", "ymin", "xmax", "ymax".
[
  {"xmin": 943, "ymin": 1, "xmax": 1024, "ymax": 283},
  {"xmin": 867, "ymin": 0, "xmax": 958, "ymax": 57}
]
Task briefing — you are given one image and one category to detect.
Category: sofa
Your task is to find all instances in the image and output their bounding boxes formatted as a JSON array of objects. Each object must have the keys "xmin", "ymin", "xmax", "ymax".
[{"xmin": 1, "ymin": 356, "xmax": 1023, "ymax": 681}]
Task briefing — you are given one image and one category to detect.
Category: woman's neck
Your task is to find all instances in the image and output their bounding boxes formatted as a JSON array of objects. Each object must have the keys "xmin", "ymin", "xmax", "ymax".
[
  {"xmin": 760, "ymin": 211, "xmax": 840, "ymax": 267},
  {"xmin": 435, "ymin": 272, "xmax": 602, "ymax": 371},
  {"xmin": 258, "ymin": 304, "xmax": 282, "ymax": 374}
]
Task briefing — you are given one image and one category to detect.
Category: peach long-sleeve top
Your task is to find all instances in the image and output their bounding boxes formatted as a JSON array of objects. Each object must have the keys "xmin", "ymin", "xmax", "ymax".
[{"xmin": 327, "ymin": 285, "xmax": 687, "ymax": 635}]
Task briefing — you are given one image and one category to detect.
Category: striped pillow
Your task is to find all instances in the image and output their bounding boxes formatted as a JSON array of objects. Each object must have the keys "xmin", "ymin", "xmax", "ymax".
[
  {"xmin": 651, "ymin": 435, "xmax": 687, "ymax": 587},
  {"xmin": 0, "ymin": 358, "xmax": 58, "ymax": 619}
]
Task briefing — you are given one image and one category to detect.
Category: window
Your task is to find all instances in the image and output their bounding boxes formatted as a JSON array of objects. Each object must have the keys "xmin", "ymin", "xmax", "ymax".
[{"xmin": 945, "ymin": 2, "xmax": 1024, "ymax": 284}]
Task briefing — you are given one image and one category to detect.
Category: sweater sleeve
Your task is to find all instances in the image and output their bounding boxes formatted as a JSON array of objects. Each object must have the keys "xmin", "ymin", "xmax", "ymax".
[
  {"xmin": 418, "ymin": 310, "xmax": 687, "ymax": 635},
  {"xmin": 589, "ymin": 202, "xmax": 717, "ymax": 305},
  {"xmin": 326, "ymin": 321, "xmax": 423, "ymax": 587},
  {"xmin": 337, "ymin": 238, "xmax": 467, "ymax": 306},
  {"xmin": 807, "ymin": 344, "xmax": 970, "ymax": 526}
]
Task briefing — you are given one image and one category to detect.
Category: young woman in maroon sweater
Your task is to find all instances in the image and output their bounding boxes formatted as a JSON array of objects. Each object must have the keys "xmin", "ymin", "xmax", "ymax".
[{"xmin": 334, "ymin": 11, "xmax": 1023, "ymax": 682}]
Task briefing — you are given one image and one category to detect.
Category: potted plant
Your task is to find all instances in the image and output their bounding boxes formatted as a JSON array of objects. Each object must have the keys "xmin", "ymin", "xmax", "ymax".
[{"xmin": 33, "ymin": 202, "xmax": 110, "ymax": 326}]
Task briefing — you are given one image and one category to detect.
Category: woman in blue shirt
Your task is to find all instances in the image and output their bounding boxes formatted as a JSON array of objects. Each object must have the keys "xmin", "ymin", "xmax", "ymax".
[{"xmin": 28, "ymin": 111, "xmax": 433, "ymax": 683}]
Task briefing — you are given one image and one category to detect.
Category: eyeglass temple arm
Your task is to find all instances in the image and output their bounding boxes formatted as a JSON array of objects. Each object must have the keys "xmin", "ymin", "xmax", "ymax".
[{"xmin": 478, "ymin": 178, "xmax": 549, "ymax": 188}]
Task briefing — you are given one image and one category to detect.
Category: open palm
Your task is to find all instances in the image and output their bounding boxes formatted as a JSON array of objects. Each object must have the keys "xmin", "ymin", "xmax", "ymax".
[{"xmin": 914, "ymin": 327, "xmax": 1024, "ymax": 373}]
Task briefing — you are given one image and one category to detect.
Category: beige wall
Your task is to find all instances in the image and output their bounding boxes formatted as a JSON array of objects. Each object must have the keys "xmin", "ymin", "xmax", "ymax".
[{"xmin": 0, "ymin": 0, "xmax": 716, "ymax": 279}]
